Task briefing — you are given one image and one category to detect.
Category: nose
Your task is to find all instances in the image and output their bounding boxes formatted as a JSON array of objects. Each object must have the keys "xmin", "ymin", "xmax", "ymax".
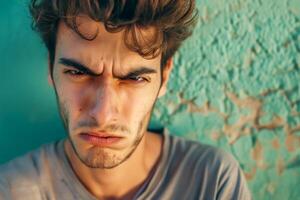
[{"xmin": 88, "ymin": 82, "xmax": 119, "ymax": 125}]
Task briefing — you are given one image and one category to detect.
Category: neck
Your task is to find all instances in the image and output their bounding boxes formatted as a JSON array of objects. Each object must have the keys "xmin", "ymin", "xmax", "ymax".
[{"xmin": 64, "ymin": 131, "xmax": 163, "ymax": 200}]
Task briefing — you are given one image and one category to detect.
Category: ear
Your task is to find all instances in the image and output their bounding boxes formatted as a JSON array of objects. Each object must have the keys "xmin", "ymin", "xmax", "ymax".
[
  {"xmin": 158, "ymin": 58, "xmax": 174, "ymax": 98},
  {"xmin": 47, "ymin": 54, "xmax": 54, "ymax": 86},
  {"xmin": 48, "ymin": 74, "xmax": 54, "ymax": 86}
]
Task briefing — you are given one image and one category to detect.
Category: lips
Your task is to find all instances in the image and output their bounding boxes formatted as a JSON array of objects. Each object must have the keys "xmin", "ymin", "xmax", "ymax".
[{"xmin": 79, "ymin": 132, "xmax": 123, "ymax": 146}]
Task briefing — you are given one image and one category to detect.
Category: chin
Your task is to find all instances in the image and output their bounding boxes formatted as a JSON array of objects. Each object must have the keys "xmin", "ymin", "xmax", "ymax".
[{"xmin": 79, "ymin": 146, "xmax": 133, "ymax": 169}]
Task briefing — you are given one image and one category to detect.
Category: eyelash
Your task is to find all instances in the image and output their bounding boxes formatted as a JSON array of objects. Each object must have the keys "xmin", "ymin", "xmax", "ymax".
[
  {"xmin": 126, "ymin": 76, "xmax": 148, "ymax": 82},
  {"xmin": 64, "ymin": 69, "xmax": 84, "ymax": 76},
  {"xmin": 63, "ymin": 69, "xmax": 148, "ymax": 83}
]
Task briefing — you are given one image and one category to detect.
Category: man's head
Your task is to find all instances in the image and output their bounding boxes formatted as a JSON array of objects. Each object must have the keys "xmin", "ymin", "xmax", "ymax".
[{"xmin": 29, "ymin": 0, "xmax": 198, "ymax": 169}]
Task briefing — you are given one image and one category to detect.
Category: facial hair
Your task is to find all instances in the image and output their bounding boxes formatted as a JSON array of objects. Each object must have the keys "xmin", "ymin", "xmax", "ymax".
[{"xmin": 53, "ymin": 86, "xmax": 156, "ymax": 169}]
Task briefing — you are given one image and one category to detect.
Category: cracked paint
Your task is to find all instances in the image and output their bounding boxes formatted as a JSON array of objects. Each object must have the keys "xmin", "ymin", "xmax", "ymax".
[{"xmin": 150, "ymin": 0, "xmax": 300, "ymax": 199}]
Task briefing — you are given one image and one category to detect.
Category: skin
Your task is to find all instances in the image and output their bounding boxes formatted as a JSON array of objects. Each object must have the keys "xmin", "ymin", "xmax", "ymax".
[{"xmin": 49, "ymin": 16, "xmax": 173, "ymax": 199}]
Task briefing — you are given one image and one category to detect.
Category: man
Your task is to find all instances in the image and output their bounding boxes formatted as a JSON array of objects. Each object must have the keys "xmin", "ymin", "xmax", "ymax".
[{"xmin": 0, "ymin": 0, "xmax": 251, "ymax": 199}]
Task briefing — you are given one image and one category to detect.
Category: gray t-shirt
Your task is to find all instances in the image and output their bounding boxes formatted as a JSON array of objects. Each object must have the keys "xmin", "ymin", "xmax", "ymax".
[{"xmin": 0, "ymin": 129, "xmax": 252, "ymax": 200}]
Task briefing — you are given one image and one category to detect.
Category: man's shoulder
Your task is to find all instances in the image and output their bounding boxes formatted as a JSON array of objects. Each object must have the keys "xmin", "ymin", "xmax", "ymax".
[
  {"xmin": 0, "ymin": 141, "xmax": 60, "ymax": 185},
  {"xmin": 166, "ymin": 134, "xmax": 252, "ymax": 199},
  {"xmin": 168, "ymin": 134, "xmax": 239, "ymax": 170}
]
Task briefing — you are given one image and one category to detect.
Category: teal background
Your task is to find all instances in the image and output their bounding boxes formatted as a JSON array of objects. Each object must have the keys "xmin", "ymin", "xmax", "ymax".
[{"xmin": 1, "ymin": 0, "xmax": 300, "ymax": 199}]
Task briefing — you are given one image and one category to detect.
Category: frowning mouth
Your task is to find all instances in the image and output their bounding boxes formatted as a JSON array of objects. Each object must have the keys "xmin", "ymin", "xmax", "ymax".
[{"xmin": 79, "ymin": 132, "xmax": 124, "ymax": 146}]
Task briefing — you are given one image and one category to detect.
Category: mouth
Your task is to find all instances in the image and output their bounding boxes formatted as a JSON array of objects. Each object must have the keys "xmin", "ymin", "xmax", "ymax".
[{"xmin": 79, "ymin": 132, "xmax": 124, "ymax": 146}]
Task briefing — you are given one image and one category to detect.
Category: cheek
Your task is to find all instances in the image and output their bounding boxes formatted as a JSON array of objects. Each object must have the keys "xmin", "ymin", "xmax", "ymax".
[
  {"xmin": 55, "ymin": 82, "xmax": 85, "ymax": 122},
  {"xmin": 122, "ymin": 86, "xmax": 158, "ymax": 123}
]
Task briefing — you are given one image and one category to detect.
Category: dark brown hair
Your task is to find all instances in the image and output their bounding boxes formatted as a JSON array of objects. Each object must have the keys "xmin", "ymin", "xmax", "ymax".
[{"xmin": 29, "ymin": 0, "xmax": 198, "ymax": 73}]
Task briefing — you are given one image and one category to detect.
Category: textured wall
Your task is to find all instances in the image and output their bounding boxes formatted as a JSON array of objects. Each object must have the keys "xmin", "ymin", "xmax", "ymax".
[
  {"xmin": 150, "ymin": 0, "xmax": 300, "ymax": 199},
  {"xmin": 0, "ymin": 0, "xmax": 300, "ymax": 199}
]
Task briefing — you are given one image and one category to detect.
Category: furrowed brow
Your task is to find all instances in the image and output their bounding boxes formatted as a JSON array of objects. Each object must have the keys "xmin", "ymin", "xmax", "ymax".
[
  {"xmin": 58, "ymin": 58, "xmax": 101, "ymax": 76},
  {"xmin": 117, "ymin": 67, "xmax": 157, "ymax": 79}
]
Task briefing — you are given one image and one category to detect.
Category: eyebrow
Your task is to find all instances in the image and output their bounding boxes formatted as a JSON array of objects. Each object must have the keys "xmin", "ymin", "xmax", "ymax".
[
  {"xmin": 59, "ymin": 58, "xmax": 100, "ymax": 76},
  {"xmin": 58, "ymin": 57, "xmax": 158, "ymax": 78}
]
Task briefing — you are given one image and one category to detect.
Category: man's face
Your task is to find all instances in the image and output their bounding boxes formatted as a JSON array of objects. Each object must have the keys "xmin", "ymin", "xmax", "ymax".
[{"xmin": 51, "ymin": 17, "xmax": 169, "ymax": 169}]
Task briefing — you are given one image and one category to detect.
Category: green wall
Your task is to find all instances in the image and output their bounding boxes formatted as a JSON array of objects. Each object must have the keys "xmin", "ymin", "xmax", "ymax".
[
  {"xmin": 0, "ymin": 1, "xmax": 65, "ymax": 163},
  {"xmin": 1, "ymin": 0, "xmax": 300, "ymax": 199}
]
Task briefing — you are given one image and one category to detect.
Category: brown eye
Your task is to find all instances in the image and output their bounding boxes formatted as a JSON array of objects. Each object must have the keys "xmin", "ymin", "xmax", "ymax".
[
  {"xmin": 129, "ymin": 76, "xmax": 147, "ymax": 82},
  {"xmin": 64, "ymin": 69, "xmax": 85, "ymax": 76}
]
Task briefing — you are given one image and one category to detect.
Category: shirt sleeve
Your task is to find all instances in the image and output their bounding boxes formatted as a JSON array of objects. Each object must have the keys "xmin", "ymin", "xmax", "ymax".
[{"xmin": 216, "ymin": 153, "xmax": 252, "ymax": 200}]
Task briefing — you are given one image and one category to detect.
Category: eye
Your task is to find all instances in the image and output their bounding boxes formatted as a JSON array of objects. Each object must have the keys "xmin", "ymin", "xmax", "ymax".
[
  {"xmin": 128, "ymin": 76, "xmax": 148, "ymax": 83},
  {"xmin": 64, "ymin": 69, "xmax": 85, "ymax": 76}
]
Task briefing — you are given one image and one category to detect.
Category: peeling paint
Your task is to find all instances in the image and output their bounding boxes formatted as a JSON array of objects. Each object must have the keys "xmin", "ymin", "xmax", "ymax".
[{"xmin": 151, "ymin": 0, "xmax": 300, "ymax": 199}]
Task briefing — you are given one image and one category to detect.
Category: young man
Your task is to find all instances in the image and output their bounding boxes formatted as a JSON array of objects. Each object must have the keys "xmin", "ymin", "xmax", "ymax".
[{"xmin": 0, "ymin": 0, "xmax": 251, "ymax": 199}]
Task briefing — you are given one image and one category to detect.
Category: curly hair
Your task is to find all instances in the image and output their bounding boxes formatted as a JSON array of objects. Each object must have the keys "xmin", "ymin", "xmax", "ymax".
[{"xmin": 29, "ymin": 0, "xmax": 198, "ymax": 73}]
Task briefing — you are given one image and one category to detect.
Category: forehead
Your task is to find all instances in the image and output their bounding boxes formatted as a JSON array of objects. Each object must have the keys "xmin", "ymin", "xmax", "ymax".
[
  {"xmin": 56, "ymin": 16, "xmax": 124, "ymax": 50},
  {"xmin": 55, "ymin": 16, "xmax": 161, "ymax": 68}
]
